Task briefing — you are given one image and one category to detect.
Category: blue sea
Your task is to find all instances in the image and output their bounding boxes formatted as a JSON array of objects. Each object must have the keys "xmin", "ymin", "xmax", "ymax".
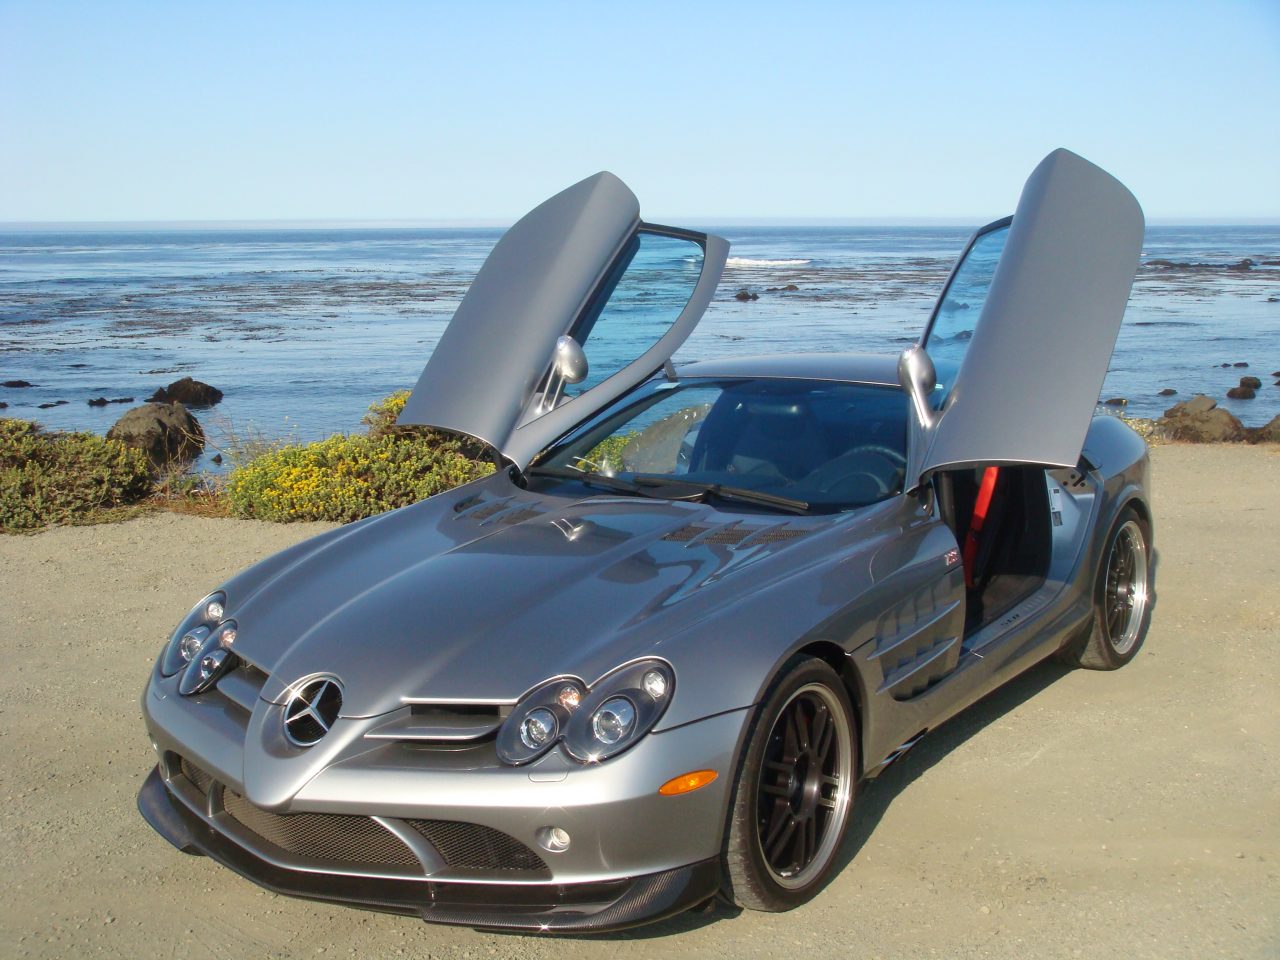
[{"xmin": 1, "ymin": 224, "xmax": 1277, "ymax": 468}]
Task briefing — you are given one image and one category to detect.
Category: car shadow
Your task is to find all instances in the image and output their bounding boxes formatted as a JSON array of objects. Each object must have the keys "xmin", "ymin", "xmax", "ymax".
[
  {"xmin": 830, "ymin": 656, "xmax": 1074, "ymax": 877},
  {"xmin": 546, "ymin": 656, "xmax": 1074, "ymax": 941}
]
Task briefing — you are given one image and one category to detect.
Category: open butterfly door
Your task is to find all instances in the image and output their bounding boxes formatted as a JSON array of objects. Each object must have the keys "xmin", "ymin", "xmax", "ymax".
[
  {"xmin": 909, "ymin": 149, "xmax": 1144, "ymax": 478},
  {"xmin": 398, "ymin": 172, "xmax": 728, "ymax": 469}
]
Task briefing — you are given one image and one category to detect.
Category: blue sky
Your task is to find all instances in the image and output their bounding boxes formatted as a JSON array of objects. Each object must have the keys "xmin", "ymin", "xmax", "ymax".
[{"xmin": 1, "ymin": 0, "xmax": 1277, "ymax": 222}]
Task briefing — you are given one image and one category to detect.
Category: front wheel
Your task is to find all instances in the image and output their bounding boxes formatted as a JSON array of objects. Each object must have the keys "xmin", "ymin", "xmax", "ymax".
[
  {"xmin": 1059, "ymin": 506, "xmax": 1153, "ymax": 670},
  {"xmin": 721, "ymin": 657, "xmax": 857, "ymax": 911}
]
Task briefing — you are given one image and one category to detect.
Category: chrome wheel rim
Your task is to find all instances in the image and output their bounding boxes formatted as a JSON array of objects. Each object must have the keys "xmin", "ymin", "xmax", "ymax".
[
  {"xmin": 1104, "ymin": 519, "xmax": 1148, "ymax": 655},
  {"xmin": 755, "ymin": 682, "xmax": 853, "ymax": 889}
]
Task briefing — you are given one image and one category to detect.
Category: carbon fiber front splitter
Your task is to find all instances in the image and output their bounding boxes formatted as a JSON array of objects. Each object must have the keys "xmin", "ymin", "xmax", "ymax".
[{"xmin": 137, "ymin": 767, "xmax": 721, "ymax": 933}]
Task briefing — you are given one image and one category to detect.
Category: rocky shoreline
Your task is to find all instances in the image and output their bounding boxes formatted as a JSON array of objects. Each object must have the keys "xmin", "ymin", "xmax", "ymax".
[{"xmin": 1123, "ymin": 391, "xmax": 1280, "ymax": 445}]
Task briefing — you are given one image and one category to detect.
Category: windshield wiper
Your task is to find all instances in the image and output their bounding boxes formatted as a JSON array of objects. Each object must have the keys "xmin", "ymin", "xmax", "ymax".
[
  {"xmin": 632, "ymin": 477, "xmax": 811, "ymax": 515},
  {"xmin": 528, "ymin": 468, "xmax": 811, "ymax": 514},
  {"xmin": 526, "ymin": 466, "xmax": 651, "ymax": 497}
]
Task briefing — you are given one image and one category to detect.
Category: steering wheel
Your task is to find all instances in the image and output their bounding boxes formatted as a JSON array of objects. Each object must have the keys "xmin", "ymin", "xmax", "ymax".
[
  {"xmin": 809, "ymin": 444, "xmax": 908, "ymax": 500},
  {"xmin": 842, "ymin": 444, "xmax": 907, "ymax": 468}
]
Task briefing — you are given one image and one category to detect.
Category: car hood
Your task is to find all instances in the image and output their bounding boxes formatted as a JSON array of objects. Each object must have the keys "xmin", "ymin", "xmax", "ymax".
[{"xmin": 223, "ymin": 477, "xmax": 825, "ymax": 719}]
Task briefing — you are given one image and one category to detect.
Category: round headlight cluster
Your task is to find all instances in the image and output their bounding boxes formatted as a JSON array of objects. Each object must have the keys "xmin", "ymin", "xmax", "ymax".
[
  {"xmin": 496, "ymin": 678, "xmax": 587, "ymax": 766},
  {"xmin": 496, "ymin": 660, "xmax": 674, "ymax": 766},
  {"xmin": 519, "ymin": 707, "xmax": 558, "ymax": 749},
  {"xmin": 160, "ymin": 591, "xmax": 238, "ymax": 695},
  {"xmin": 591, "ymin": 698, "xmax": 635, "ymax": 745}
]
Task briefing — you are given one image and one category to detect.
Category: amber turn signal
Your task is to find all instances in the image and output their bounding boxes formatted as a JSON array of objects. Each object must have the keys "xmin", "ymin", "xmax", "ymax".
[{"xmin": 658, "ymin": 769, "xmax": 718, "ymax": 796}]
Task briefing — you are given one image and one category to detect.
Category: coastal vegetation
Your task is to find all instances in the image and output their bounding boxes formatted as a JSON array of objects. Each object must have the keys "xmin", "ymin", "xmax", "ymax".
[
  {"xmin": 0, "ymin": 418, "xmax": 152, "ymax": 530},
  {"xmin": 225, "ymin": 431, "xmax": 492, "ymax": 523},
  {"xmin": 2, "ymin": 386, "xmax": 1276, "ymax": 534},
  {"xmin": 1, "ymin": 393, "xmax": 494, "ymax": 533}
]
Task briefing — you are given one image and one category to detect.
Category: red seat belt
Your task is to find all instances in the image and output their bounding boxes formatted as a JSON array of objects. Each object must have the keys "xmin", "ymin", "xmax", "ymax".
[{"xmin": 963, "ymin": 466, "xmax": 1000, "ymax": 589}]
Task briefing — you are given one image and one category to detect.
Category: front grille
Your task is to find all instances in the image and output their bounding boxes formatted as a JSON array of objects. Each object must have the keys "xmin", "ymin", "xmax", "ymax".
[
  {"xmin": 222, "ymin": 789, "xmax": 420, "ymax": 868},
  {"xmin": 179, "ymin": 757, "xmax": 215, "ymax": 795},
  {"xmin": 408, "ymin": 819, "xmax": 548, "ymax": 873},
  {"xmin": 171, "ymin": 756, "xmax": 548, "ymax": 876}
]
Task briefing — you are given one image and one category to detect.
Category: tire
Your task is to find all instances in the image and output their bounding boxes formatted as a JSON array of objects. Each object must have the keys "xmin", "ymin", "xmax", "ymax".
[
  {"xmin": 721, "ymin": 656, "xmax": 857, "ymax": 911},
  {"xmin": 1058, "ymin": 506, "xmax": 1153, "ymax": 670}
]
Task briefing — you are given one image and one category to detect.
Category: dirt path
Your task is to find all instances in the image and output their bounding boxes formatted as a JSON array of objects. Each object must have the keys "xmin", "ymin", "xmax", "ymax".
[{"xmin": 1, "ymin": 444, "xmax": 1276, "ymax": 959}]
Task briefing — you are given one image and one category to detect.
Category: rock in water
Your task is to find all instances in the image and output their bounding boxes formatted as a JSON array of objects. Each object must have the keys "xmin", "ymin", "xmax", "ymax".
[
  {"xmin": 1166, "ymin": 394, "xmax": 1216, "ymax": 418},
  {"xmin": 148, "ymin": 377, "xmax": 223, "ymax": 407},
  {"xmin": 107, "ymin": 402, "xmax": 204, "ymax": 464},
  {"xmin": 1226, "ymin": 386, "xmax": 1256, "ymax": 400},
  {"xmin": 1103, "ymin": 397, "xmax": 1127, "ymax": 407},
  {"xmin": 1239, "ymin": 376, "xmax": 1262, "ymax": 390},
  {"xmin": 1158, "ymin": 388, "xmax": 1177, "ymax": 396},
  {"xmin": 2, "ymin": 380, "xmax": 34, "ymax": 388},
  {"xmin": 1160, "ymin": 394, "xmax": 1245, "ymax": 442}
]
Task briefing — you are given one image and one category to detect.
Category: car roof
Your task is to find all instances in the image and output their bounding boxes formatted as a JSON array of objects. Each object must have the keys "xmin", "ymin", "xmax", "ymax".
[{"xmin": 676, "ymin": 352, "xmax": 902, "ymax": 386}]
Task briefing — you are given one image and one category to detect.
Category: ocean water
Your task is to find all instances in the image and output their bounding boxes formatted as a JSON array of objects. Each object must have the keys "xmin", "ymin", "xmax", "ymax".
[{"xmin": 1, "ymin": 224, "xmax": 1277, "ymax": 467}]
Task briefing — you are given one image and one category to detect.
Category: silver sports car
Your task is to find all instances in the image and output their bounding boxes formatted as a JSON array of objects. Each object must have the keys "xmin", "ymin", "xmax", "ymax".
[{"xmin": 138, "ymin": 149, "xmax": 1154, "ymax": 932}]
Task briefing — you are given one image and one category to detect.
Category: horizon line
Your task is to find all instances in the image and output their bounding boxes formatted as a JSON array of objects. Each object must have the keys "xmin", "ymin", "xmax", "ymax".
[{"xmin": 2, "ymin": 215, "xmax": 1278, "ymax": 232}]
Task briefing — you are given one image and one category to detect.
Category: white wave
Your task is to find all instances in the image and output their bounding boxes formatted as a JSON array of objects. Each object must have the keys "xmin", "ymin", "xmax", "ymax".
[{"xmin": 724, "ymin": 257, "xmax": 812, "ymax": 267}]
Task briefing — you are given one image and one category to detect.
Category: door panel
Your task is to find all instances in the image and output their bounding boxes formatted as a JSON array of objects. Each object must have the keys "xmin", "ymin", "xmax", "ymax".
[
  {"xmin": 866, "ymin": 508, "xmax": 967, "ymax": 700},
  {"xmin": 919, "ymin": 148, "xmax": 1144, "ymax": 474},
  {"xmin": 398, "ymin": 172, "xmax": 727, "ymax": 467}
]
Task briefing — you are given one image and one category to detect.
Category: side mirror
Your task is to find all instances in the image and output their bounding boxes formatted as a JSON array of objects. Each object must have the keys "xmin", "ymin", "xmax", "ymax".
[
  {"xmin": 898, "ymin": 345, "xmax": 939, "ymax": 429},
  {"xmin": 554, "ymin": 335, "xmax": 588, "ymax": 384},
  {"xmin": 539, "ymin": 336, "xmax": 589, "ymax": 413}
]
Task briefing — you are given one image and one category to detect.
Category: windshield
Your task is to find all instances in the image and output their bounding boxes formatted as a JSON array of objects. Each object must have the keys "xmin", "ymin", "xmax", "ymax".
[{"xmin": 531, "ymin": 377, "xmax": 909, "ymax": 513}]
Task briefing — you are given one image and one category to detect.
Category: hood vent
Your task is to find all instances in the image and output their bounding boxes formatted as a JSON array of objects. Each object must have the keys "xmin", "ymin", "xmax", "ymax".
[
  {"xmin": 452, "ymin": 494, "xmax": 545, "ymax": 527},
  {"xmin": 365, "ymin": 704, "xmax": 506, "ymax": 743},
  {"xmin": 662, "ymin": 520, "xmax": 808, "ymax": 548}
]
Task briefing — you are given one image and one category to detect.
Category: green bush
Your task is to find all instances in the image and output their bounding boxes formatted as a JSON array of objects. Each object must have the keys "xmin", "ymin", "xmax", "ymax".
[
  {"xmin": 226, "ymin": 431, "xmax": 494, "ymax": 523},
  {"xmin": 0, "ymin": 418, "xmax": 153, "ymax": 531},
  {"xmin": 585, "ymin": 431, "xmax": 640, "ymax": 471},
  {"xmin": 362, "ymin": 390, "xmax": 411, "ymax": 439}
]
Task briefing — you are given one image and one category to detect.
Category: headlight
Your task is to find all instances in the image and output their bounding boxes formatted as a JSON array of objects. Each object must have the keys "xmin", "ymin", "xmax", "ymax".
[
  {"xmin": 496, "ymin": 659, "xmax": 674, "ymax": 766},
  {"xmin": 160, "ymin": 591, "xmax": 228, "ymax": 677},
  {"xmin": 175, "ymin": 620, "xmax": 237, "ymax": 696},
  {"xmin": 496, "ymin": 677, "xmax": 587, "ymax": 766}
]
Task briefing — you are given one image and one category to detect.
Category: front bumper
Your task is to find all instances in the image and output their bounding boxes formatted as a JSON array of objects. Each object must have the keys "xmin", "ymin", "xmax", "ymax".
[
  {"xmin": 139, "ymin": 767, "xmax": 721, "ymax": 932},
  {"xmin": 142, "ymin": 665, "xmax": 745, "ymax": 885}
]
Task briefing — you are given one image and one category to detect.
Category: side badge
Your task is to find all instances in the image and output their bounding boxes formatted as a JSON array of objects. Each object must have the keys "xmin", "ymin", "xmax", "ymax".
[{"xmin": 944, "ymin": 548, "xmax": 960, "ymax": 567}]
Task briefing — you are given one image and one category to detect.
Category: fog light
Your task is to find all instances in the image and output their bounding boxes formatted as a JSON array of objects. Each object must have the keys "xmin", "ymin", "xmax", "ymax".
[{"xmin": 537, "ymin": 826, "xmax": 571, "ymax": 853}]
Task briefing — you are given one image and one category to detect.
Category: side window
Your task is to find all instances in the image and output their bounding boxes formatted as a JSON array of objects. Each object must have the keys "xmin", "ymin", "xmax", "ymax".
[
  {"xmin": 566, "ymin": 231, "xmax": 705, "ymax": 397},
  {"xmin": 924, "ymin": 222, "xmax": 1010, "ymax": 398}
]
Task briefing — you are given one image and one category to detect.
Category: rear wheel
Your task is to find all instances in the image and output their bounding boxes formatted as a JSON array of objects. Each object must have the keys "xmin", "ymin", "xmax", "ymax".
[
  {"xmin": 1059, "ymin": 506, "xmax": 1152, "ymax": 670},
  {"xmin": 722, "ymin": 657, "xmax": 857, "ymax": 911}
]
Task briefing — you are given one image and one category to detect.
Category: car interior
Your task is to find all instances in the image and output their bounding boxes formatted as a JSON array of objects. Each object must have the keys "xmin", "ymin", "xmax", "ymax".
[
  {"xmin": 934, "ymin": 465, "xmax": 1052, "ymax": 637},
  {"xmin": 681, "ymin": 384, "xmax": 910, "ymax": 508}
]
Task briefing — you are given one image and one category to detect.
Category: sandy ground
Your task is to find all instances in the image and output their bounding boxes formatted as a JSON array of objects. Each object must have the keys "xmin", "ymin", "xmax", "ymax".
[{"xmin": 1, "ymin": 443, "xmax": 1277, "ymax": 959}]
